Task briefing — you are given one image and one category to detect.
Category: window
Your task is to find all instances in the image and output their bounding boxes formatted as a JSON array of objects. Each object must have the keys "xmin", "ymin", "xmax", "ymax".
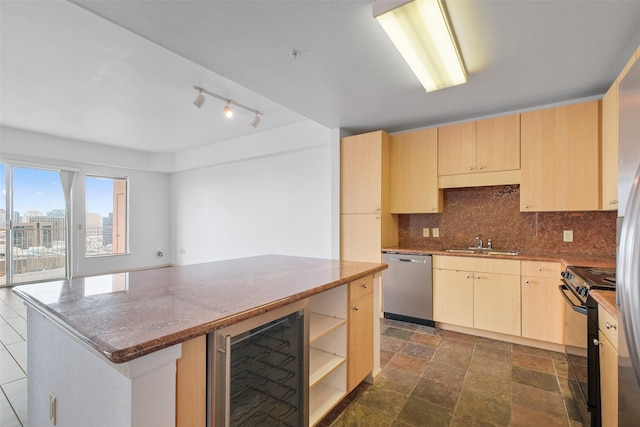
[{"xmin": 85, "ymin": 175, "xmax": 128, "ymax": 256}]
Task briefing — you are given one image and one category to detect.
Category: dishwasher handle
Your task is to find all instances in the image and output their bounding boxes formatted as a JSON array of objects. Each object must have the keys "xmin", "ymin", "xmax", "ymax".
[{"xmin": 386, "ymin": 257, "xmax": 428, "ymax": 264}]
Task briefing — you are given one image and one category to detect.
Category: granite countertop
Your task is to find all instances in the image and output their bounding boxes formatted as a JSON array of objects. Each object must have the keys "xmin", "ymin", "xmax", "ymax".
[
  {"xmin": 382, "ymin": 247, "xmax": 616, "ymax": 268},
  {"xmin": 590, "ymin": 290, "xmax": 618, "ymax": 320},
  {"xmin": 13, "ymin": 255, "xmax": 386, "ymax": 364}
]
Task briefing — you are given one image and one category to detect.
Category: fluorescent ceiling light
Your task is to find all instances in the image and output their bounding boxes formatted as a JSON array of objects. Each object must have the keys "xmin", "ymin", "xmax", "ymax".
[{"xmin": 374, "ymin": 0, "xmax": 467, "ymax": 92}]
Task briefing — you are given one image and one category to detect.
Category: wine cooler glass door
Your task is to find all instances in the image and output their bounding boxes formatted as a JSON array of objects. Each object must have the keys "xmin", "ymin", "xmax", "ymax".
[{"xmin": 211, "ymin": 299, "xmax": 309, "ymax": 427}]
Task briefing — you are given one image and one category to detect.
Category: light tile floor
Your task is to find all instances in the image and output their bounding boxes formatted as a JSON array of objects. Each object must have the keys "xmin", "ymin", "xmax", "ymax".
[
  {"xmin": 320, "ymin": 318, "xmax": 589, "ymax": 427},
  {"xmin": 0, "ymin": 287, "xmax": 28, "ymax": 427}
]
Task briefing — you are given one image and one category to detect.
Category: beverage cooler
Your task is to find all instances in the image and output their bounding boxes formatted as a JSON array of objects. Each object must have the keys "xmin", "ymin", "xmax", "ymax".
[{"xmin": 208, "ymin": 299, "xmax": 310, "ymax": 427}]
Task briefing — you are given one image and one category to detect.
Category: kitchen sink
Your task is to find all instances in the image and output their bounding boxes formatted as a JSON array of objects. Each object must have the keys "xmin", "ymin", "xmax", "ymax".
[
  {"xmin": 445, "ymin": 249, "xmax": 518, "ymax": 256},
  {"xmin": 445, "ymin": 249, "xmax": 477, "ymax": 254}
]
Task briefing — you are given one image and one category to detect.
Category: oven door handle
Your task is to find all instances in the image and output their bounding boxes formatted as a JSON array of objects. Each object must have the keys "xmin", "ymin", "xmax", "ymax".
[{"xmin": 558, "ymin": 284, "xmax": 588, "ymax": 315}]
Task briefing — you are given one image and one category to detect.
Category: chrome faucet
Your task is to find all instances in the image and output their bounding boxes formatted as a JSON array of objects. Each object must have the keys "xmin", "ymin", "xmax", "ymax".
[{"xmin": 476, "ymin": 236, "xmax": 483, "ymax": 249}]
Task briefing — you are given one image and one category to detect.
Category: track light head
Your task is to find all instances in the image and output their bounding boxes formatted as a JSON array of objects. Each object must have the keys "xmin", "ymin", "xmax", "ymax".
[
  {"xmin": 251, "ymin": 114, "xmax": 261, "ymax": 128},
  {"xmin": 193, "ymin": 91, "xmax": 206, "ymax": 109},
  {"xmin": 223, "ymin": 102, "xmax": 234, "ymax": 118}
]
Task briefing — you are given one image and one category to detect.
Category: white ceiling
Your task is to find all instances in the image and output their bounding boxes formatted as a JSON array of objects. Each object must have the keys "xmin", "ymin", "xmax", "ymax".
[{"xmin": 2, "ymin": 1, "xmax": 640, "ymax": 155}]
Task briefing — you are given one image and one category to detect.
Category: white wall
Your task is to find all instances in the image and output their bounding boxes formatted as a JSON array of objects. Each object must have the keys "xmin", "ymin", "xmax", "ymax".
[
  {"xmin": 1, "ymin": 120, "xmax": 337, "ymax": 274},
  {"xmin": 0, "ymin": 126, "xmax": 172, "ymax": 277},
  {"xmin": 171, "ymin": 120, "xmax": 334, "ymax": 264}
]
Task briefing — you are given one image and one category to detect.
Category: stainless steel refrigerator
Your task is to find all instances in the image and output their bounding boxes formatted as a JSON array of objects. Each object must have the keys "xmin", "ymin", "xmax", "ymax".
[{"xmin": 618, "ymin": 56, "xmax": 640, "ymax": 425}]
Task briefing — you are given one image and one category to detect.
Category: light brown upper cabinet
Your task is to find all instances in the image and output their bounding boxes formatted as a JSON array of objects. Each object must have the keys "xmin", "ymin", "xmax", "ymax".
[
  {"xmin": 341, "ymin": 131, "xmax": 388, "ymax": 214},
  {"xmin": 438, "ymin": 115, "xmax": 521, "ymax": 188},
  {"xmin": 438, "ymin": 121, "xmax": 477, "ymax": 176},
  {"xmin": 476, "ymin": 114, "xmax": 521, "ymax": 173},
  {"xmin": 390, "ymin": 128, "xmax": 443, "ymax": 213},
  {"xmin": 602, "ymin": 83, "xmax": 619, "ymax": 210},
  {"xmin": 601, "ymin": 47, "xmax": 639, "ymax": 211},
  {"xmin": 520, "ymin": 100, "xmax": 601, "ymax": 212}
]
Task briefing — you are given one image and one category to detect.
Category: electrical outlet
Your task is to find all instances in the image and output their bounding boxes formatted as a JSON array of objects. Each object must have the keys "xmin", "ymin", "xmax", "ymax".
[
  {"xmin": 180, "ymin": 248, "xmax": 186, "ymax": 255},
  {"xmin": 49, "ymin": 394, "xmax": 57, "ymax": 425},
  {"xmin": 422, "ymin": 228, "xmax": 430, "ymax": 238},
  {"xmin": 563, "ymin": 230, "xmax": 574, "ymax": 242},
  {"xmin": 432, "ymin": 228, "xmax": 440, "ymax": 238}
]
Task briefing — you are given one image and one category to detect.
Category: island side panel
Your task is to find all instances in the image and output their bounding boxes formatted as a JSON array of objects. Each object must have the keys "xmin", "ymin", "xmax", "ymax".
[{"xmin": 27, "ymin": 305, "xmax": 181, "ymax": 427}]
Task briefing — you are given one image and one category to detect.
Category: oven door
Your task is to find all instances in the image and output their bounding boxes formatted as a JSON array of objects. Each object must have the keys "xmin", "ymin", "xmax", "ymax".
[
  {"xmin": 559, "ymin": 283, "xmax": 591, "ymax": 425},
  {"xmin": 559, "ymin": 284, "xmax": 588, "ymax": 350}
]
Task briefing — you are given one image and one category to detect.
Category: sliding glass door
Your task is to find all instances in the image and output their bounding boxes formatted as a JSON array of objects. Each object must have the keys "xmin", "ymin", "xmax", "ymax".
[{"xmin": 1, "ymin": 164, "xmax": 71, "ymax": 286}]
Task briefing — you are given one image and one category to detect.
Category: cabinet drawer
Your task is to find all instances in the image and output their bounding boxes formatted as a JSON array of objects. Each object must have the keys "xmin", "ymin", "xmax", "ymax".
[
  {"xmin": 349, "ymin": 275, "xmax": 373, "ymax": 301},
  {"xmin": 521, "ymin": 261, "xmax": 561, "ymax": 279},
  {"xmin": 598, "ymin": 305, "xmax": 618, "ymax": 350},
  {"xmin": 433, "ymin": 255, "xmax": 520, "ymax": 275}
]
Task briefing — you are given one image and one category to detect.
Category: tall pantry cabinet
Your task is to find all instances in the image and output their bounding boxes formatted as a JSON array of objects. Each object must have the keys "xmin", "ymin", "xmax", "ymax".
[{"xmin": 340, "ymin": 130, "xmax": 398, "ymax": 263}]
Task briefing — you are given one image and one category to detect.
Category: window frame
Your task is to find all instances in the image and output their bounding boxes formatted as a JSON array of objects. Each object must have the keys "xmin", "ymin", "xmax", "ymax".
[{"xmin": 84, "ymin": 174, "xmax": 129, "ymax": 258}]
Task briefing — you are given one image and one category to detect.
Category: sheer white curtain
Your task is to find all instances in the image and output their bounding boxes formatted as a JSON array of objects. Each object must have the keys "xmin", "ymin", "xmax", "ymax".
[{"xmin": 59, "ymin": 170, "xmax": 76, "ymax": 279}]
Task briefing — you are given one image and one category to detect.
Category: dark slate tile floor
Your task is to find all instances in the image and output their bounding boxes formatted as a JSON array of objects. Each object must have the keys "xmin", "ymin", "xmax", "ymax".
[{"xmin": 320, "ymin": 318, "xmax": 589, "ymax": 427}]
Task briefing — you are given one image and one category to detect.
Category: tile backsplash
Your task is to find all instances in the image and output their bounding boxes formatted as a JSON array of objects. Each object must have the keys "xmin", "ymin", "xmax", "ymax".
[{"xmin": 398, "ymin": 185, "xmax": 616, "ymax": 256}]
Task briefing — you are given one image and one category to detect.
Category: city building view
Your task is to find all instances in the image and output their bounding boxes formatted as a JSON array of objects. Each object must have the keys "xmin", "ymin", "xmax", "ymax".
[{"xmin": 1, "ymin": 166, "xmax": 123, "ymax": 286}]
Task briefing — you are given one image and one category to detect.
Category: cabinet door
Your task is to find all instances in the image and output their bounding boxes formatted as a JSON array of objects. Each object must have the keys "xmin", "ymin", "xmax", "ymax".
[
  {"xmin": 476, "ymin": 114, "xmax": 520, "ymax": 173},
  {"xmin": 601, "ymin": 83, "xmax": 619, "ymax": 210},
  {"xmin": 438, "ymin": 121, "xmax": 477, "ymax": 176},
  {"xmin": 473, "ymin": 272, "xmax": 521, "ymax": 336},
  {"xmin": 340, "ymin": 214, "xmax": 382, "ymax": 263},
  {"xmin": 521, "ymin": 277, "xmax": 563, "ymax": 344},
  {"xmin": 176, "ymin": 336, "xmax": 207, "ymax": 427},
  {"xmin": 520, "ymin": 100, "xmax": 600, "ymax": 211},
  {"xmin": 347, "ymin": 290, "xmax": 373, "ymax": 392},
  {"xmin": 341, "ymin": 131, "xmax": 385, "ymax": 213},
  {"xmin": 599, "ymin": 333, "xmax": 618, "ymax": 427},
  {"xmin": 433, "ymin": 268, "xmax": 474, "ymax": 327},
  {"xmin": 390, "ymin": 128, "xmax": 442, "ymax": 213}
]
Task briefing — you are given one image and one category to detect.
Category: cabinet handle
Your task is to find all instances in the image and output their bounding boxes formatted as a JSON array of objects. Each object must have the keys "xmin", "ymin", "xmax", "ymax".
[
  {"xmin": 430, "ymin": 207, "xmax": 435, "ymax": 211},
  {"xmin": 524, "ymin": 205, "xmax": 529, "ymax": 209},
  {"xmin": 476, "ymin": 276, "xmax": 481, "ymax": 280},
  {"xmin": 353, "ymin": 306, "xmax": 359, "ymax": 311},
  {"xmin": 478, "ymin": 165, "xmax": 483, "ymax": 170},
  {"xmin": 375, "ymin": 208, "xmax": 381, "ymax": 212},
  {"xmin": 525, "ymin": 280, "xmax": 530, "ymax": 284},
  {"xmin": 361, "ymin": 283, "xmax": 368, "ymax": 289},
  {"xmin": 468, "ymin": 166, "xmax": 473, "ymax": 171},
  {"xmin": 606, "ymin": 322, "xmax": 617, "ymax": 330},
  {"xmin": 466, "ymin": 275, "xmax": 471, "ymax": 279},
  {"xmin": 610, "ymin": 200, "xmax": 618, "ymax": 205},
  {"xmin": 376, "ymin": 216, "xmax": 380, "ymax": 220},
  {"xmin": 538, "ymin": 267, "xmax": 543, "ymax": 272},
  {"xmin": 593, "ymin": 338, "xmax": 601, "ymax": 346}
]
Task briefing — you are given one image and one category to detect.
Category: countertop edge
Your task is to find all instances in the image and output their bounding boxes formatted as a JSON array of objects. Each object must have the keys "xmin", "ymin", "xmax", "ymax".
[
  {"xmin": 382, "ymin": 248, "xmax": 616, "ymax": 268},
  {"xmin": 589, "ymin": 290, "xmax": 618, "ymax": 320},
  {"xmin": 14, "ymin": 263, "xmax": 386, "ymax": 364}
]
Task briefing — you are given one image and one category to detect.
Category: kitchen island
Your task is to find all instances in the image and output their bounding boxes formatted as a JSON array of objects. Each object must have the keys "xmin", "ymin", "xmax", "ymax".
[{"xmin": 13, "ymin": 254, "xmax": 386, "ymax": 426}]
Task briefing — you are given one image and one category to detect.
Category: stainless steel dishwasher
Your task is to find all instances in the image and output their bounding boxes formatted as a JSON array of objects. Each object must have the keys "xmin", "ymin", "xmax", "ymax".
[{"xmin": 382, "ymin": 252, "xmax": 434, "ymax": 326}]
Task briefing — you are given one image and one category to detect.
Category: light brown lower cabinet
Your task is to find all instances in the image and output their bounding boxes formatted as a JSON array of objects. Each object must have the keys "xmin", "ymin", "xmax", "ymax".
[
  {"xmin": 176, "ymin": 335, "xmax": 207, "ymax": 427},
  {"xmin": 598, "ymin": 305, "xmax": 618, "ymax": 427},
  {"xmin": 433, "ymin": 268, "xmax": 474, "ymax": 328},
  {"xmin": 347, "ymin": 276, "xmax": 374, "ymax": 392},
  {"xmin": 432, "ymin": 256, "xmax": 520, "ymax": 336}
]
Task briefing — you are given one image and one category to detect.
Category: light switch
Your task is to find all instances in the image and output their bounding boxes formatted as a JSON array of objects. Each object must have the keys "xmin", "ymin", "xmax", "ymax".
[
  {"xmin": 422, "ymin": 228, "xmax": 429, "ymax": 238},
  {"xmin": 432, "ymin": 228, "xmax": 440, "ymax": 238},
  {"xmin": 563, "ymin": 230, "xmax": 573, "ymax": 242}
]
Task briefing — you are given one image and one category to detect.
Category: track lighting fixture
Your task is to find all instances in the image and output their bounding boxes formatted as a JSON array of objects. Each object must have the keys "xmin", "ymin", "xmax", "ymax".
[
  {"xmin": 250, "ymin": 113, "xmax": 261, "ymax": 128},
  {"xmin": 223, "ymin": 101, "xmax": 234, "ymax": 118},
  {"xmin": 192, "ymin": 85, "xmax": 262, "ymax": 128},
  {"xmin": 193, "ymin": 90, "xmax": 206, "ymax": 109}
]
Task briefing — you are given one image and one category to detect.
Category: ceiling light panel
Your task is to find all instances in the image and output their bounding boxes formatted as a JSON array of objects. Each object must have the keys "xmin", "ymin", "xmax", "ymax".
[{"xmin": 375, "ymin": 0, "xmax": 467, "ymax": 92}]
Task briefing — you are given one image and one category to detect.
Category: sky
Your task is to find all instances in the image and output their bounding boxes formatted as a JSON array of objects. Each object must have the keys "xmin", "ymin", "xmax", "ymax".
[{"xmin": 0, "ymin": 164, "xmax": 114, "ymax": 217}]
